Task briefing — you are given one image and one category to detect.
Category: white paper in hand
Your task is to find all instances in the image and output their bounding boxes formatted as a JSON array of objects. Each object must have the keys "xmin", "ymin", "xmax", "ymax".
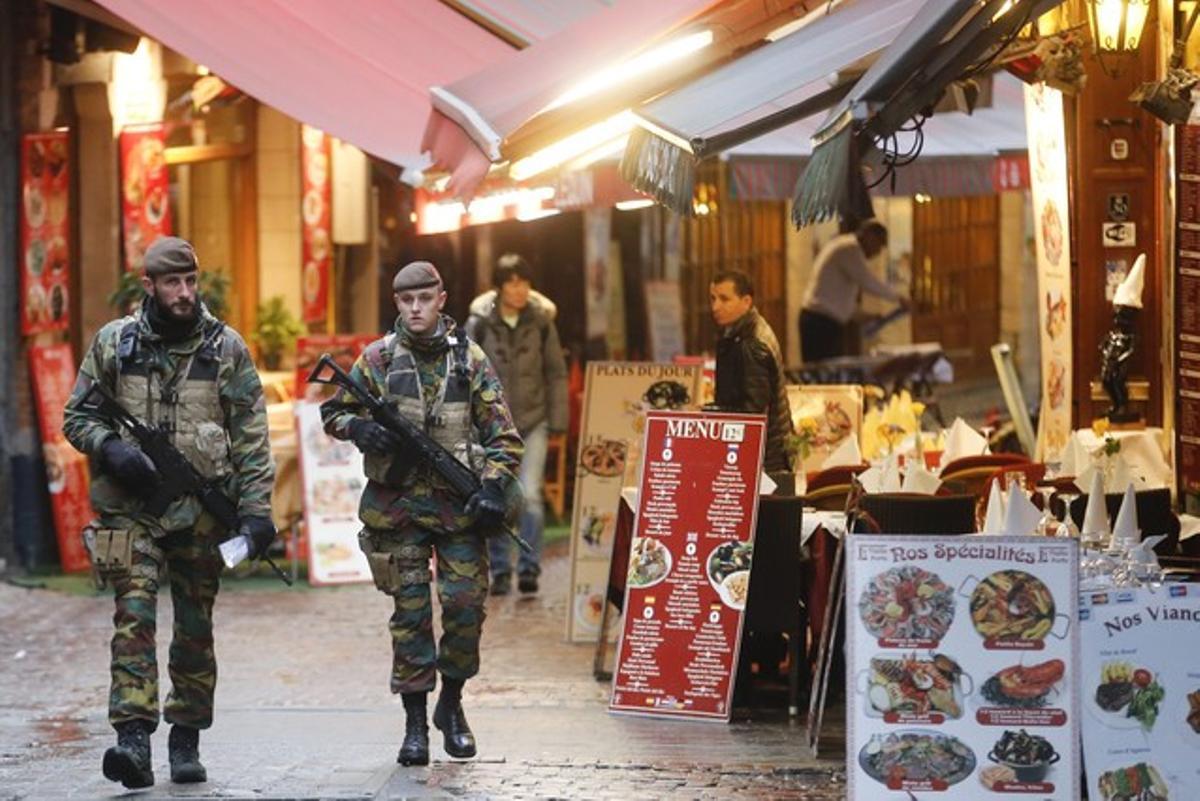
[{"xmin": 219, "ymin": 535, "xmax": 250, "ymax": 569}]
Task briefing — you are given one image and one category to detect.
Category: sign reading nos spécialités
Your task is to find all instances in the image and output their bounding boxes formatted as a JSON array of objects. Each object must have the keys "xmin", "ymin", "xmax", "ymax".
[
  {"xmin": 846, "ymin": 535, "xmax": 1080, "ymax": 800},
  {"xmin": 609, "ymin": 411, "xmax": 765, "ymax": 721}
]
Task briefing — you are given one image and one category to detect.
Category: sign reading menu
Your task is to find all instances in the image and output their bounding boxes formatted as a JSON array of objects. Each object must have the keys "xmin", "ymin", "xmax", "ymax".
[
  {"xmin": 609, "ymin": 411, "xmax": 765, "ymax": 721},
  {"xmin": 20, "ymin": 131, "xmax": 71, "ymax": 335},
  {"xmin": 30, "ymin": 344, "xmax": 94, "ymax": 573},
  {"xmin": 295, "ymin": 402, "xmax": 370, "ymax": 586},
  {"xmin": 846, "ymin": 536, "xmax": 1080, "ymax": 800},
  {"xmin": 566, "ymin": 362, "xmax": 704, "ymax": 642},
  {"xmin": 1080, "ymin": 585, "xmax": 1200, "ymax": 801}
]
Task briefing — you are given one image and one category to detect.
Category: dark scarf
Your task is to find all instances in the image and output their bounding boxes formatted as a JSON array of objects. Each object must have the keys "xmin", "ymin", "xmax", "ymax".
[
  {"xmin": 145, "ymin": 295, "xmax": 201, "ymax": 342},
  {"xmin": 396, "ymin": 314, "xmax": 452, "ymax": 357}
]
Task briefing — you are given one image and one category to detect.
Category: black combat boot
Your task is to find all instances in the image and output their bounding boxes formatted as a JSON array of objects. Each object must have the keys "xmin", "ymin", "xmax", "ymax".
[
  {"xmin": 432, "ymin": 677, "xmax": 476, "ymax": 758},
  {"xmin": 168, "ymin": 725, "xmax": 207, "ymax": 783},
  {"xmin": 398, "ymin": 692, "xmax": 430, "ymax": 766},
  {"xmin": 102, "ymin": 720, "xmax": 155, "ymax": 789}
]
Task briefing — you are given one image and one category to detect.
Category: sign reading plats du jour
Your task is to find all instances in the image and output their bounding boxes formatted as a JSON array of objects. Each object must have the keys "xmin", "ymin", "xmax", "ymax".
[
  {"xmin": 610, "ymin": 411, "xmax": 765, "ymax": 721},
  {"xmin": 847, "ymin": 536, "xmax": 1080, "ymax": 800},
  {"xmin": 566, "ymin": 362, "xmax": 704, "ymax": 642},
  {"xmin": 1080, "ymin": 585, "xmax": 1200, "ymax": 800}
]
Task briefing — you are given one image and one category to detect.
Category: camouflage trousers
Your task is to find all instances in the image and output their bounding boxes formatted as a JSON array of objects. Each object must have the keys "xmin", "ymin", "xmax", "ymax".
[
  {"xmin": 359, "ymin": 526, "xmax": 488, "ymax": 694},
  {"xmin": 100, "ymin": 512, "xmax": 223, "ymax": 731}
]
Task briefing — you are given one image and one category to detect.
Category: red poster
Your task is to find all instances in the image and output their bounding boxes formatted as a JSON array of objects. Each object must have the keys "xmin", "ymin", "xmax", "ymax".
[
  {"xmin": 294, "ymin": 333, "xmax": 375, "ymax": 402},
  {"xmin": 610, "ymin": 411, "xmax": 766, "ymax": 721},
  {"xmin": 119, "ymin": 123, "xmax": 172, "ymax": 272},
  {"xmin": 301, "ymin": 125, "xmax": 332, "ymax": 324},
  {"xmin": 20, "ymin": 131, "xmax": 71, "ymax": 335},
  {"xmin": 29, "ymin": 344, "xmax": 95, "ymax": 573}
]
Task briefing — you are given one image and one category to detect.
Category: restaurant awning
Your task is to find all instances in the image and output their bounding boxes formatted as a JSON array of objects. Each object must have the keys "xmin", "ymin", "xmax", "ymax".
[
  {"xmin": 621, "ymin": 0, "xmax": 926, "ymax": 214},
  {"xmin": 792, "ymin": 0, "xmax": 1065, "ymax": 226},
  {"xmin": 421, "ymin": 1, "xmax": 840, "ymax": 197},
  {"xmin": 93, "ymin": 0, "xmax": 519, "ymax": 174}
]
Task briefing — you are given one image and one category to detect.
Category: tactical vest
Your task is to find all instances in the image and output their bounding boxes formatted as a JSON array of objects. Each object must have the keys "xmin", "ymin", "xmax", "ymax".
[
  {"xmin": 362, "ymin": 331, "xmax": 478, "ymax": 487},
  {"xmin": 103, "ymin": 317, "xmax": 233, "ymax": 530}
]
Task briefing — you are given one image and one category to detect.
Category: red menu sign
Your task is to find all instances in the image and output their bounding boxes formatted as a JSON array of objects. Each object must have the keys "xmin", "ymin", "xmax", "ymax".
[
  {"xmin": 20, "ymin": 130, "xmax": 71, "ymax": 335},
  {"xmin": 119, "ymin": 123, "xmax": 172, "ymax": 272},
  {"xmin": 609, "ymin": 411, "xmax": 765, "ymax": 721},
  {"xmin": 30, "ymin": 344, "xmax": 95, "ymax": 573},
  {"xmin": 1177, "ymin": 125, "xmax": 1200, "ymax": 508},
  {"xmin": 301, "ymin": 125, "xmax": 332, "ymax": 324}
]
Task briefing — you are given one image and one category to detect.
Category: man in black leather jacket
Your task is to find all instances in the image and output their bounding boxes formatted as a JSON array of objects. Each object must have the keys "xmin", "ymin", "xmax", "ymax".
[{"xmin": 709, "ymin": 270, "xmax": 795, "ymax": 474}]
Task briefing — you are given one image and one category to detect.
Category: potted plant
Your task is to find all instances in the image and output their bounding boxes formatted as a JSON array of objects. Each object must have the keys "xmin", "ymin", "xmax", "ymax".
[
  {"xmin": 253, "ymin": 296, "xmax": 303, "ymax": 370},
  {"xmin": 107, "ymin": 269, "xmax": 231, "ymax": 319}
]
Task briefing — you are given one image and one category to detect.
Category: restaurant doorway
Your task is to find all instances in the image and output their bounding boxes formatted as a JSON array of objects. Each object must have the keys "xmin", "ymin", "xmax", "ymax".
[{"xmin": 911, "ymin": 195, "xmax": 1000, "ymax": 380}]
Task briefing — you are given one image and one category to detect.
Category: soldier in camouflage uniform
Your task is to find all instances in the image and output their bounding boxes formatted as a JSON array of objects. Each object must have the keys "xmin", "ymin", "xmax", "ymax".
[
  {"xmin": 321, "ymin": 261, "xmax": 522, "ymax": 765},
  {"xmin": 63, "ymin": 237, "xmax": 276, "ymax": 789}
]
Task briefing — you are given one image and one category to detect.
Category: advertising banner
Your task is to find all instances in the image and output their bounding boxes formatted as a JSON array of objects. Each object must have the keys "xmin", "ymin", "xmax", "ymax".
[
  {"xmin": 846, "ymin": 535, "xmax": 1080, "ymax": 800},
  {"xmin": 294, "ymin": 334, "xmax": 375, "ymax": 402},
  {"xmin": 643, "ymin": 281, "xmax": 686, "ymax": 362},
  {"xmin": 20, "ymin": 131, "xmax": 71, "ymax": 335},
  {"xmin": 566, "ymin": 362, "xmax": 705, "ymax": 642},
  {"xmin": 1079, "ymin": 585, "xmax": 1200, "ymax": 800},
  {"xmin": 609, "ymin": 411, "xmax": 766, "ymax": 721},
  {"xmin": 119, "ymin": 123, "xmax": 172, "ymax": 272},
  {"xmin": 295, "ymin": 402, "xmax": 371, "ymax": 586},
  {"xmin": 301, "ymin": 125, "xmax": 332, "ymax": 325},
  {"xmin": 1024, "ymin": 83, "xmax": 1073, "ymax": 463},
  {"xmin": 29, "ymin": 344, "xmax": 95, "ymax": 573}
]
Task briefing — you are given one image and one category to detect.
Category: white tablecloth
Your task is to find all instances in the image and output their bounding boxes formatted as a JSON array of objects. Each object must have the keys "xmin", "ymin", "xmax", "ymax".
[{"xmin": 1060, "ymin": 427, "xmax": 1172, "ymax": 490}]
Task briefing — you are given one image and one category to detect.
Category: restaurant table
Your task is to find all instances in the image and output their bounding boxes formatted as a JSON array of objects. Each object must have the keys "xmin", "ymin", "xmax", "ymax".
[{"xmin": 1060, "ymin": 426, "xmax": 1173, "ymax": 489}]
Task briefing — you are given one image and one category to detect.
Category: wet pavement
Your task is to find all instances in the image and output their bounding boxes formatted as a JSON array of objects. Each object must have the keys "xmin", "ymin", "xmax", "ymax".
[{"xmin": 0, "ymin": 543, "xmax": 846, "ymax": 799}]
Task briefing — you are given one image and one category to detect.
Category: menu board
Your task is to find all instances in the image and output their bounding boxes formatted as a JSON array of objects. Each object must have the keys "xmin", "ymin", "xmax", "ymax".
[
  {"xmin": 565, "ymin": 362, "xmax": 705, "ymax": 642},
  {"xmin": 846, "ymin": 535, "xmax": 1080, "ymax": 800},
  {"xmin": 20, "ymin": 131, "xmax": 71, "ymax": 335},
  {"xmin": 301, "ymin": 125, "xmax": 332, "ymax": 325},
  {"xmin": 1024, "ymin": 83, "xmax": 1073, "ymax": 463},
  {"xmin": 29, "ymin": 344, "xmax": 95, "ymax": 573},
  {"xmin": 119, "ymin": 123, "xmax": 172, "ymax": 272},
  {"xmin": 1080, "ymin": 585, "xmax": 1200, "ymax": 801},
  {"xmin": 295, "ymin": 402, "xmax": 370, "ymax": 586},
  {"xmin": 1176, "ymin": 125, "xmax": 1200, "ymax": 511},
  {"xmin": 609, "ymin": 411, "xmax": 765, "ymax": 721}
]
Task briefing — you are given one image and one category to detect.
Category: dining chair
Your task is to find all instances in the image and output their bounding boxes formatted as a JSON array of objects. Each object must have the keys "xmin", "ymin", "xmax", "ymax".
[
  {"xmin": 853, "ymin": 492, "xmax": 977, "ymax": 535},
  {"xmin": 1066, "ymin": 487, "xmax": 1180, "ymax": 555},
  {"xmin": 939, "ymin": 453, "xmax": 1032, "ymax": 498}
]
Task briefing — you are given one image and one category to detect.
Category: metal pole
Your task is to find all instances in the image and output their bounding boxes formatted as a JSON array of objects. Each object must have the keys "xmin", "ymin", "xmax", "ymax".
[{"xmin": 0, "ymin": 0, "xmax": 20, "ymax": 572}]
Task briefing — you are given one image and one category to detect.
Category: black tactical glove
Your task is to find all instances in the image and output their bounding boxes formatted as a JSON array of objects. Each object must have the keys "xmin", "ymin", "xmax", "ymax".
[
  {"xmin": 100, "ymin": 437, "xmax": 160, "ymax": 495},
  {"xmin": 238, "ymin": 515, "xmax": 277, "ymax": 560},
  {"xmin": 347, "ymin": 418, "xmax": 403, "ymax": 456},
  {"xmin": 464, "ymin": 479, "xmax": 506, "ymax": 528}
]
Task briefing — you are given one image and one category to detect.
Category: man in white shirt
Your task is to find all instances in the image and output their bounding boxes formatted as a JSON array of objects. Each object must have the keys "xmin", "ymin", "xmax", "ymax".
[{"xmin": 799, "ymin": 220, "xmax": 908, "ymax": 362}]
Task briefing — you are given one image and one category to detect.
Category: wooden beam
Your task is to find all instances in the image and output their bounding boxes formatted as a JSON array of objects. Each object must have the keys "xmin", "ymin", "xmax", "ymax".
[{"xmin": 164, "ymin": 141, "xmax": 252, "ymax": 166}]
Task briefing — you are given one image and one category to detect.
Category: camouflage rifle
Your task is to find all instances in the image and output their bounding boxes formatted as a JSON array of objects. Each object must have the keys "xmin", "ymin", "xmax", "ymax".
[
  {"xmin": 307, "ymin": 353, "xmax": 530, "ymax": 553},
  {"xmin": 77, "ymin": 382, "xmax": 293, "ymax": 585}
]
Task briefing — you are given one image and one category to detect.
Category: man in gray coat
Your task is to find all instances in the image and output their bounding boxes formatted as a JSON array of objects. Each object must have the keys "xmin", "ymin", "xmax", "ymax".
[{"xmin": 465, "ymin": 254, "xmax": 568, "ymax": 595}]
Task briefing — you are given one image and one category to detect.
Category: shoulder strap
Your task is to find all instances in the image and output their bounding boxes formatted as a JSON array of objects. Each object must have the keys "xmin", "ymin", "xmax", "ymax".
[
  {"xmin": 449, "ymin": 332, "xmax": 470, "ymax": 379},
  {"xmin": 116, "ymin": 318, "xmax": 139, "ymax": 371}
]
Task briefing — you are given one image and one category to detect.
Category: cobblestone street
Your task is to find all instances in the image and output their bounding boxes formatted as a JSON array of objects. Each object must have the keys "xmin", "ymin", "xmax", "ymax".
[{"xmin": 0, "ymin": 543, "xmax": 846, "ymax": 799}]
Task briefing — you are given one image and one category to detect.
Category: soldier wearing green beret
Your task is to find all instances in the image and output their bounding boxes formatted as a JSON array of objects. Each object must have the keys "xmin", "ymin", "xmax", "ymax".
[
  {"xmin": 321, "ymin": 260, "xmax": 523, "ymax": 765},
  {"xmin": 62, "ymin": 236, "xmax": 276, "ymax": 789}
]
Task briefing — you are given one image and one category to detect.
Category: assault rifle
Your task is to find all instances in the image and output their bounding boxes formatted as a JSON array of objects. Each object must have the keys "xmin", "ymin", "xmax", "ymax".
[
  {"xmin": 307, "ymin": 353, "xmax": 529, "ymax": 553},
  {"xmin": 77, "ymin": 383, "xmax": 292, "ymax": 585}
]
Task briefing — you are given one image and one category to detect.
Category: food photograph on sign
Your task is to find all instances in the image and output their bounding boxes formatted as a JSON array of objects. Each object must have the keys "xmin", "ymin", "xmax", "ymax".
[
  {"xmin": 966, "ymin": 569, "xmax": 1065, "ymax": 646},
  {"xmin": 858, "ymin": 565, "xmax": 956, "ymax": 646},
  {"xmin": 862, "ymin": 652, "xmax": 969, "ymax": 721},
  {"xmin": 706, "ymin": 540, "xmax": 752, "ymax": 610}
]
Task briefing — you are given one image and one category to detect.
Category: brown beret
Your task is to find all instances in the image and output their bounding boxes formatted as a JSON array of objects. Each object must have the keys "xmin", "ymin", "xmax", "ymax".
[
  {"xmin": 144, "ymin": 236, "xmax": 198, "ymax": 276},
  {"xmin": 393, "ymin": 260, "xmax": 443, "ymax": 292}
]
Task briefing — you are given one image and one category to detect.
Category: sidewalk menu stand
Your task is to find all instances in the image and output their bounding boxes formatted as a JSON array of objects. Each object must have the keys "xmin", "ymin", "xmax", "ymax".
[
  {"xmin": 609, "ymin": 411, "xmax": 765, "ymax": 721},
  {"xmin": 846, "ymin": 535, "xmax": 1080, "ymax": 800},
  {"xmin": 1080, "ymin": 584, "xmax": 1200, "ymax": 799}
]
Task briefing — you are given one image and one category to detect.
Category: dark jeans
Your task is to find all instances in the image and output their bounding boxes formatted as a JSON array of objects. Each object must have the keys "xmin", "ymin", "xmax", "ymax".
[{"xmin": 799, "ymin": 309, "xmax": 848, "ymax": 363}]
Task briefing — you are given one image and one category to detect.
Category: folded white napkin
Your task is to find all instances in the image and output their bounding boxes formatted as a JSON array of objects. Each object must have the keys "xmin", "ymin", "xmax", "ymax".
[
  {"xmin": 1081, "ymin": 469, "xmax": 1110, "ymax": 540},
  {"xmin": 982, "ymin": 479, "xmax": 1006, "ymax": 534},
  {"xmin": 758, "ymin": 472, "xmax": 778, "ymax": 496},
  {"xmin": 1060, "ymin": 432, "xmax": 1089, "ymax": 477},
  {"xmin": 1003, "ymin": 482, "xmax": 1042, "ymax": 536},
  {"xmin": 880, "ymin": 454, "xmax": 903, "ymax": 493},
  {"xmin": 1179, "ymin": 513, "xmax": 1200, "ymax": 542},
  {"xmin": 941, "ymin": 417, "xmax": 989, "ymax": 466},
  {"xmin": 821, "ymin": 435, "xmax": 862, "ymax": 470},
  {"xmin": 1112, "ymin": 482, "xmax": 1140, "ymax": 547},
  {"xmin": 901, "ymin": 464, "xmax": 942, "ymax": 495}
]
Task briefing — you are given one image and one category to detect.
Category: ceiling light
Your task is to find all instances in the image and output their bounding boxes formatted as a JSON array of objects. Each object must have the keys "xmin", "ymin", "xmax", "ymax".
[
  {"xmin": 1088, "ymin": 0, "xmax": 1150, "ymax": 53},
  {"xmin": 565, "ymin": 134, "xmax": 630, "ymax": 173},
  {"xmin": 615, "ymin": 199, "xmax": 655, "ymax": 211}
]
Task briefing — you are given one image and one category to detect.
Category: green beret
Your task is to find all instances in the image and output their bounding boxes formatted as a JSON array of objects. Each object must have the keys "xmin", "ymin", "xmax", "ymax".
[
  {"xmin": 393, "ymin": 261, "xmax": 443, "ymax": 291},
  {"xmin": 144, "ymin": 236, "xmax": 198, "ymax": 276}
]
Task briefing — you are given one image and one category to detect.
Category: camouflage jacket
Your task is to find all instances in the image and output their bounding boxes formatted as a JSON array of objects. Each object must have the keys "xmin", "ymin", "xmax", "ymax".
[
  {"xmin": 63, "ymin": 299, "xmax": 274, "ymax": 531},
  {"xmin": 320, "ymin": 314, "xmax": 523, "ymax": 534}
]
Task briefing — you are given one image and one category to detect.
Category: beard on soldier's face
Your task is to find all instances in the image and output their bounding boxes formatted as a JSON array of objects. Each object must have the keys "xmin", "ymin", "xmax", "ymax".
[{"xmin": 156, "ymin": 289, "xmax": 198, "ymax": 321}]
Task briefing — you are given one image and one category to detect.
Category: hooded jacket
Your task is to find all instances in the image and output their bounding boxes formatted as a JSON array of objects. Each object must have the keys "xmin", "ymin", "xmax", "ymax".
[{"xmin": 464, "ymin": 290, "xmax": 568, "ymax": 435}]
